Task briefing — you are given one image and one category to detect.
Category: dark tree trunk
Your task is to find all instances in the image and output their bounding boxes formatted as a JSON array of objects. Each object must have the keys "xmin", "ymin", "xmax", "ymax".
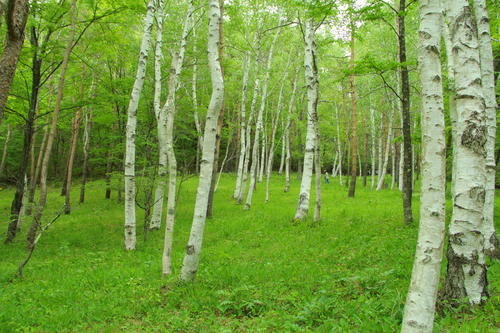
[
  {"xmin": 0, "ymin": 0, "xmax": 29, "ymax": 123},
  {"xmin": 398, "ymin": 0, "xmax": 413, "ymax": 224},
  {"xmin": 5, "ymin": 28, "xmax": 40, "ymax": 243}
]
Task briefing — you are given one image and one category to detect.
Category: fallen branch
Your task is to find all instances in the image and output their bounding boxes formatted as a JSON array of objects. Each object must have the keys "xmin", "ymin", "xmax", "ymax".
[{"xmin": 16, "ymin": 208, "xmax": 64, "ymax": 279}]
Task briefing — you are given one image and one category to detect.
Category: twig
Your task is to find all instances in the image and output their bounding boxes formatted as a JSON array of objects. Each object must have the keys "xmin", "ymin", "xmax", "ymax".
[{"xmin": 16, "ymin": 208, "xmax": 65, "ymax": 279}]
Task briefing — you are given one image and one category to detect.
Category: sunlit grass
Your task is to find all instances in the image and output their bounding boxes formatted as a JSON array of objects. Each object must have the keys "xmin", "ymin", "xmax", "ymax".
[{"xmin": 0, "ymin": 174, "xmax": 498, "ymax": 331}]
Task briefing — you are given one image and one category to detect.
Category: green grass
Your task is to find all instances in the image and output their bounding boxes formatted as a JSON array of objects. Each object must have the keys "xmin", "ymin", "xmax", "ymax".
[{"xmin": 0, "ymin": 174, "xmax": 498, "ymax": 332}]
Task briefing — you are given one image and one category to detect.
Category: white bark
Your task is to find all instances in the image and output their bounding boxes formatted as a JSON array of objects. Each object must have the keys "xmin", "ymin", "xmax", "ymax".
[
  {"xmin": 474, "ymin": 0, "xmax": 498, "ymax": 256},
  {"xmin": 278, "ymin": 116, "xmax": 285, "ymax": 175},
  {"xmin": 238, "ymin": 76, "xmax": 259, "ymax": 204},
  {"xmin": 284, "ymin": 67, "xmax": 299, "ymax": 193},
  {"xmin": 377, "ymin": 116, "xmax": 383, "ymax": 183},
  {"xmin": 265, "ymin": 65, "xmax": 289, "ymax": 202},
  {"xmin": 313, "ymin": 110, "xmax": 321, "ymax": 222},
  {"xmin": 124, "ymin": 0, "xmax": 155, "ymax": 250},
  {"xmin": 162, "ymin": 0, "xmax": 194, "ymax": 275},
  {"xmin": 443, "ymin": 0, "xmax": 488, "ymax": 305},
  {"xmin": 192, "ymin": 22, "xmax": 203, "ymax": 172},
  {"xmin": 150, "ymin": 0, "xmax": 166, "ymax": 230},
  {"xmin": 376, "ymin": 101, "xmax": 395, "ymax": 191},
  {"xmin": 336, "ymin": 104, "xmax": 343, "ymax": 186},
  {"xmin": 294, "ymin": 18, "xmax": 318, "ymax": 221},
  {"xmin": 233, "ymin": 53, "xmax": 251, "ymax": 199},
  {"xmin": 396, "ymin": 73, "xmax": 404, "ymax": 192},
  {"xmin": 391, "ymin": 143, "xmax": 396, "ymax": 190},
  {"xmin": 180, "ymin": 0, "xmax": 224, "ymax": 282},
  {"xmin": 370, "ymin": 107, "xmax": 375, "ymax": 189},
  {"xmin": 401, "ymin": 2, "xmax": 446, "ymax": 330},
  {"xmin": 244, "ymin": 20, "xmax": 282, "ymax": 210}
]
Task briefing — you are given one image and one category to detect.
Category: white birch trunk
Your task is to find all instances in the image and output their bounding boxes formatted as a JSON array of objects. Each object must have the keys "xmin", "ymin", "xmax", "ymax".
[
  {"xmin": 284, "ymin": 67, "xmax": 299, "ymax": 193},
  {"xmin": 443, "ymin": 0, "xmax": 488, "ymax": 305},
  {"xmin": 336, "ymin": 105, "xmax": 343, "ymax": 186},
  {"xmin": 278, "ymin": 116, "xmax": 285, "ymax": 175},
  {"xmin": 294, "ymin": 18, "xmax": 318, "ymax": 221},
  {"xmin": 244, "ymin": 20, "xmax": 282, "ymax": 210},
  {"xmin": 233, "ymin": 53, "xmax": 251, "ymax": 199},
  {"xmin": 370, "ymin": 107, "xmax": 375, "ymax": 189},
  {"xmin": 391, "ymin": 143, "xmax": 396, "ymax": 190},
  {"xmin": 150, "ymin": 0, "xmax": 166, "ymax": 230},
  {"xmin": 376, "ymin": 101, "xmax": 395, "ymax": 191},
  {"xmin": 162, "ymin": 0, "xmax": 194, "ymax": 275},
  {"xmin": 238, "ymin": 77, "xmax": 259, "ymax": 204},
  {"xmin": 401, "ymin": 1, "xmax": 446, "ymax": 330},
  {"xmin": 180, "ymin": 0, "xmax": 224, "ymax": 282},
  {"xmin": 192, "ymin": 23, "xmax": 203, "ymax": 172},
  {"xmin": 377, "ymin": 117, "xmax": 383, "ymax": 184},
  {"xmin": 124, "ymin": 0, "xmax": 155, "ymax": 250},
  {"xmin": 474, "ymin": 0, "xmax": 498, "ymax": 256},
  {"xmin": 313, "ymin": 112, "xmax": 321, "ymax": 222},
  {"xmin": 265, "ymin": 66, "xmax": 288, "ymax": 202}
]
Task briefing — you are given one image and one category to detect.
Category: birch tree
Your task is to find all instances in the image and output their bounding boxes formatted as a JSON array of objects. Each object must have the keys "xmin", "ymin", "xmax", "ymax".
[
  {"xmin": 284, "ymin": 67, "xmax": 299, "ymax": 193},
  {"xmin": 293, "ymin": 18, "xmax": 318, "ymax": 221},
  {"xmin": 244, "ymin": 20, "xmax": 282, "ymax": 210},
  {"xmin": 160, "ymin": 0, "xmax": 194, "ymax": 275},
  {"xmin": 123, "ymin": 0, "xmax": 155, "ymax": 250},
  {"xmin": 0, "ymin": 0, "xmax": 29, "ymax": 123},
  {"xmin": 265, "ymin": 62, "xmax": 289, "ymax": 202},
  {"xmin": 233, "ymin": 53, "xmax": 251, "ymax": 199},
  {"xmin": 474, "ymin": 0, "xmax": 498, "ymax": 257},
  {"xmin": 442, "ymin": 0, "xmax": 489, "ymax": 305},
  {"xmin": 26, "ymin": 0, "xmax": 78, "ymax": 247},
  {"xmin": 150, "ymin": 0, "xmax": 166, "ymax": 230},
  {"xmin": 376, "ymin": 99, "xmax": 395, "ymax": 191},
  {"xmin": 401, "ymin": 0, "xmax": 446, "ymax": 329},
  {"xmin": 180, "ymin": 0, "xmax": 224, "ymax": 282}
]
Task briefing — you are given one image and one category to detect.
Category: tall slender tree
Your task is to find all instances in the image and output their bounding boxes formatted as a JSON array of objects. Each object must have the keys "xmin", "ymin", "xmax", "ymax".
[
  {"xmin": 180, "ymin": 0, "xmax": 224, "ymax": 282},
  {"xmin": 401, "ymin": 0, "xmax": 446, "ymax": 329},
  {"xmin": 123, "ymin": 0, "xmax": 155, "ymax": 250}
]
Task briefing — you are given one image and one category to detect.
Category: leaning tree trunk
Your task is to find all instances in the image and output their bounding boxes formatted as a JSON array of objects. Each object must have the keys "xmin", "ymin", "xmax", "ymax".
[
  {"xmin": 474, "ymin": 0, "xmax": 498, "ymax": 257},
  {"xmin": 401, "ymin": 1, "xmax": 446, "ymax": 330},
  {"xmin": 180, "ymin": 0, "xmax": 224, "ymax": 282},
  {"xmin": 123, "ymin": 0, "xmax": 155, "ymax": 250},
  {"xmin": 233, "ymin": 53, "xmax": 251, "ymax": 199},
  {"xmin": 149, "ymin": 0, "xmax": 166, "ymax": 230},
  {"xmin": 293, "ymin": 18, "xmax": 318, "ymax": 221},
  {"xmin": 161, "ymin": 0, "xmax": 194, "ymax": 276},
  {"xmin": 5, "ymin": 24, "xmax": 43, "ymax": 243},
  {"xmin": 398, "ymin": 0, "xmax": 413, "ymax": 225},
  {"xmin": 0, "ymin": 124, "xmax": 11, "ymax": 175},
  {"xmin": 0, "ymin": 0, "xmax": 29, "ymax": 123},
  {"xmin": 443, "ymin": 0, "xmax": 489, "ymax": 306},
  {"xmin": 28, "ymin": 0, "xmax": 77, "ymax": 247}
]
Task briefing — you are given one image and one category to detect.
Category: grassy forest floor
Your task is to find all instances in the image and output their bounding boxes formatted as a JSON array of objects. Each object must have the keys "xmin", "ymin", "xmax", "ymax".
[{"xmin": 0, "ymin": 174, "xmax": 498, "ymax": 332}]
